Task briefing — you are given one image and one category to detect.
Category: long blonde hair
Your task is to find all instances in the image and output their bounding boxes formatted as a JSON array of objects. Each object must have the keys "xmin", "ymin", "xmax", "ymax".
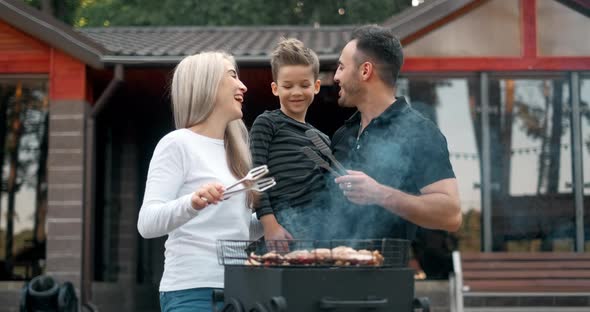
[{"xmin": 171, "ymin": 52, "xmax": 254, "ymax": 207}]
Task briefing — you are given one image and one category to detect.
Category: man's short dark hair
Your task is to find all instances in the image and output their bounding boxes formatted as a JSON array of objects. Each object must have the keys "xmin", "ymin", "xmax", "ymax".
[{"xmin": 350, "ymin": 25, "xmax": 404, "ymax": 87}]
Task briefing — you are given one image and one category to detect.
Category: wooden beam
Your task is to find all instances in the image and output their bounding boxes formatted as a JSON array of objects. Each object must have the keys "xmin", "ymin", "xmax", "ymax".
[
  {"xmin": 521, "ymin": 0, "xmax": 537, "ymax": 58},
  {"xmin": 403, "ymin": 56, "xmax": 590, "ymax": 72}
]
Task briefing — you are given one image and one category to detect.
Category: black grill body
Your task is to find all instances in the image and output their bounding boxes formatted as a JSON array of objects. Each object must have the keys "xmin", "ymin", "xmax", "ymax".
[{"xmin": 221, "ymin": 266, "xmax": 415, "ymax": 312}]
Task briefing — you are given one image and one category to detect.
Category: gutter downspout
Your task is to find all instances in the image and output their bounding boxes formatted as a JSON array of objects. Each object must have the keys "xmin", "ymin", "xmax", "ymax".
[
  {"xmin": 92, "ymin": 64, "xmax": 124, "ymax": 117},
  {"xmin": 83, "ymin": 64, "xmax": 124, "ymax": 311}
]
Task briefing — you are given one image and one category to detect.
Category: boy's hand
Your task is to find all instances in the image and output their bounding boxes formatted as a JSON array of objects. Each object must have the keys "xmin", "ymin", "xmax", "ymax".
[
  {"xmin": 260, "ymin": 214, "xmax": 293, "ymax": 252},
  {"xmin": 264, "ymin": 224, "xmax": 293, "ymax": 241}
]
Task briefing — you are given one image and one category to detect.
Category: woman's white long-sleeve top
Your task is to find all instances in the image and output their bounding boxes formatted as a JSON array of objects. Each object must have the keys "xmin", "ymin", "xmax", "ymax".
[{"xmin": 138, "ymin": 129, "xmax": 259, "ymax": 291}]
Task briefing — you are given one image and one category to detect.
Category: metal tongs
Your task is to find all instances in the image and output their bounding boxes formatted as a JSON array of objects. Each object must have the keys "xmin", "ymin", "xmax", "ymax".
[
  {"xmin": 224, "ymin": 177, "xmax": 276, "ymax": 200},
  {"xmin": 304, "ymin": 130, "xmax": 348, "ymax": 176},
  {"xmin": 223, "ymin": 165, "xmax": 276, "ymax": 199},
  {"xmin": 302, "ymin": 147, "xmax": 342, "ymax": 177}
]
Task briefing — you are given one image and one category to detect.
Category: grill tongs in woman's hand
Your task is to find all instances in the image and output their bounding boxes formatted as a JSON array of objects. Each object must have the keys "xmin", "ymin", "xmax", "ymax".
[
  {"xmin": 223, "ymin": 177, "xmax": 276, "ymax": 200},
  {"xmin": 223, "ymin": 165, "xmax": 275, "ymax": 199},
  {"xmin": 226, "ymin": 165, "xmax": 269, "ymax": 190}
]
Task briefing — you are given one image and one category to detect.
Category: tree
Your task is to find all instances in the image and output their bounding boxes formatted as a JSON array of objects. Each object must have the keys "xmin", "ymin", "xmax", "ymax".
[
  {"xmin": 23, "ymin": 0, "xmax": 78, "ymax": 25},
  {"xmin": 0, "ymin": 81, "xmax": 48, "ymax": 279},
  {"xmin": 22, "ymin": 0, "xmax": 410, "ymax": 27}
]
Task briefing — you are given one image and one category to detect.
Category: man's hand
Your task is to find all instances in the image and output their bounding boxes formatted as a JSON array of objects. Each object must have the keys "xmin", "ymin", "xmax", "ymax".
[
  {"xmin": 334, "ymin": 170, "xmax": 386, "ymax": 205},
  {"xmin": 335, "ymin": 172, "xmax": 462, "ymax": 232}
]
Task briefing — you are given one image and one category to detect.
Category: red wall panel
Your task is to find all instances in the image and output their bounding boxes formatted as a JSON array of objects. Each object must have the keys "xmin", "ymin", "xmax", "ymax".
[
  {"xmin": 49, "ymin": 49, "xmax": 86, "ymax": 100},
  {"xmin": 0, "ymin": 20, "xmax": 50, "ymax": 73}
]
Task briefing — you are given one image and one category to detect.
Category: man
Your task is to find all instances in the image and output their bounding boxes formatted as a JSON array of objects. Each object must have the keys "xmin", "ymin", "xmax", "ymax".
[{"xmin": 330, "ymin": 25, "xmax": 461, "ymax": 240}]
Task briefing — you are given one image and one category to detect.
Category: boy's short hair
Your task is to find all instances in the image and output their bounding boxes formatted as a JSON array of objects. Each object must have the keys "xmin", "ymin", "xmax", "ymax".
[{"xmin": 270, "ymin": 38, "xmax": 320, "ymax": 81}]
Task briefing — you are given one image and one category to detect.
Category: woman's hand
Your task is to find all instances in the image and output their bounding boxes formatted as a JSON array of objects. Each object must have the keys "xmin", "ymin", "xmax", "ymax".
[{"xmin": 191, "ymin": 182, "xmax": 225, "ymax": 210}]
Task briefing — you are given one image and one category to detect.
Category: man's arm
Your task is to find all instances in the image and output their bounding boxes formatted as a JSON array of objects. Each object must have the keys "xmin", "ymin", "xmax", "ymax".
[
  {"xmin": 335, "ymin": 171, "xmax": 462, "ymax": 232},
  {"xmin": 386, "ymin": 178, "xmax": 461, "ymax": 232}
]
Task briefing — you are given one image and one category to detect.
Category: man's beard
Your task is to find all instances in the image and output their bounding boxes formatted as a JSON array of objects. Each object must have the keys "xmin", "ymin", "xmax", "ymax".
[
  {"xmin": 337, "ymin": 96, "xmax": 351, "ymax": 107},
  {"xmin": 337, "ymin": 81, "xmax": 363, "ymax": 108}
]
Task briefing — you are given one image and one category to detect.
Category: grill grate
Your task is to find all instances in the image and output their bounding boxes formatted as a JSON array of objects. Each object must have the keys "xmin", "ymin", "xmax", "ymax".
[{"xmin": 216, "ymin": 238, "xmax": 410, "ymax": 268}]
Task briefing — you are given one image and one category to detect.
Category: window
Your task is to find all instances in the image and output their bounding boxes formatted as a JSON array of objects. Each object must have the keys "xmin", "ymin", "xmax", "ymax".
[
  {"xmin": 0, "ymin": 78, "xmax": 48, "ymax": 280},
  {"xmin": 488, "ymin": 76, "xmax": 574, "ymax": 251}
]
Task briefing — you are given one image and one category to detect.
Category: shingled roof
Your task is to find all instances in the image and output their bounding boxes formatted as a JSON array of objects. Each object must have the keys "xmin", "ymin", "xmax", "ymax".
[
  {"xmin": 76, "ymin": 0, "xmax": 478, "ymax": 65},
  {"xmin": 0, "ymin": 0, "xmax": 478, "ymax": 66},
  {"xmin": 79, "ymin": 26, "xmax": 356, "ymax": 65},
  {"xmin": 4, "ymin": 0, "xmax": 586, "ymax": 67}
]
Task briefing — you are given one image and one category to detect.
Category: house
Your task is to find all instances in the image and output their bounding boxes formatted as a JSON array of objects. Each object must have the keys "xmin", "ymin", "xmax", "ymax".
[{"xmin": 0, "ymin": 0, "xmax": 588, "ymax": 310}]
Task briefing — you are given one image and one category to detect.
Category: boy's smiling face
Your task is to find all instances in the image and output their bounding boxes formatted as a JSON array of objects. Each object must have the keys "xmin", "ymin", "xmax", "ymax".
[{"xmin": 271, "ymin": 65, "xmax": 321, "ymax": 123}]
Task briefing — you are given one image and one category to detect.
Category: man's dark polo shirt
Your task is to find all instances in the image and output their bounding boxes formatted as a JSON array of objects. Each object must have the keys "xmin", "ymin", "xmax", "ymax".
[{"xmin": 330, "ymin": 96, "xmax": 455, "ymax": 240}]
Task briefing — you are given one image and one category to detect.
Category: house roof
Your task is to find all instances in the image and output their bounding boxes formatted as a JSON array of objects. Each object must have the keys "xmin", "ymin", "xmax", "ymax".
[
  {"xmin": 1, "ymin": 0, "xmax": 588, "ymax": 67},
  {"xmin": 79, "ymin": 26, "xmax": 356, "ymax": 66},
  {"xmin": 382, "ymin": 0, "xmax": 475, "ymax": 40},
  {"xmin": 0, "ymin": 0, "xmax": 106, "ymax": 68},
  {"xmin": 2, "ymin": 0, "xmax": 478, "ymax": 67},
  {"xmin": 78, "ymin": 0, "xmax": 478, "ymax": 66},
  {"xmin": 80, "ymin": 0, "xmax": 477, "ymax": 66}
]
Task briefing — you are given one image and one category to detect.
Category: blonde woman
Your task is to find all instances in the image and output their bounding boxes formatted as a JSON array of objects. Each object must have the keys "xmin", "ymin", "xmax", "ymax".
[{"xmin": 137, "ymin": 52, "xmax": 258, "ymax": 312}]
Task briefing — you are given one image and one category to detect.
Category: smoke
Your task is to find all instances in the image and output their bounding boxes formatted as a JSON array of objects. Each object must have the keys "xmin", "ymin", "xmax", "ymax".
[
  {"xmin": 271, "ymin": 101, "xmax": 452, "ymax": 241},
  {"xmin": 274, "ymin": 126, "xmax": 420, "ymax": 241},
  {"xmin": 323, "ymin": 131, "xmax": 415, "ymax": 240}
]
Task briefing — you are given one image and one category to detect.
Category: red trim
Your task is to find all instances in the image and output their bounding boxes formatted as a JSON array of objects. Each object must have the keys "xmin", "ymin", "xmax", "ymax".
[
  {"xmin": 49, "ymin": 48, "xmax": 86, "ymax": 100},
  {"xmin": 400, "ymin": 0, "xmax": 590, "ymax": 72},
  {"xmin": 403, "ymin": 57, "xmax": 590, "ymax": 72},
  {"xmin": 521, "ymin": 0, "xmax": 537, "ymax": 58},
  {"xmin": 0, "ymin": 54, "xmax": 49, "ymax": 73},
  {"xmin": 402, "ymin": 0, "xmax": 487, "ymax": 46}
]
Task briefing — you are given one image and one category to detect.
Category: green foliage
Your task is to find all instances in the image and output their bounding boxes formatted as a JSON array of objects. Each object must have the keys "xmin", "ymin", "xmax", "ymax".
[
  {"xmin": 23, "ymin": 0, "xmax": 79, "ymax": 25},
  {"xmin": 22, "ymin": 0, "xmax": 410, "ymax": 27}
]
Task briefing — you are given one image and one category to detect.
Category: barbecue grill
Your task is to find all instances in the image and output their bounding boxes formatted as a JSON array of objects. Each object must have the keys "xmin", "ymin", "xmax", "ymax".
[{"xmin": 213, "ymin": 239, "xmax": 430, "ymax": 312}]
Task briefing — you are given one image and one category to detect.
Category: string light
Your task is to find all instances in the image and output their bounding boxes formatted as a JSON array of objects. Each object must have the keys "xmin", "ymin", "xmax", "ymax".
[
  {"xmin": 412, "ymin": 0, "xmax": 425, "ymax": 7},
  {"xmin": 449, "ymin": 144, "xmax": 572, "ymax": 160}
]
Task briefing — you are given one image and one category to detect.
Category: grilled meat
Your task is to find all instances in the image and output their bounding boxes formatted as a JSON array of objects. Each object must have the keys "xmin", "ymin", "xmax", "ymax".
[{"xmin": 246, "ymin": 246, "xmax": 384, "ymax": 267}]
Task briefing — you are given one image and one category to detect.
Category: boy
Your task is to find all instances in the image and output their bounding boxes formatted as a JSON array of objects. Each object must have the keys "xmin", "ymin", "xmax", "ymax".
[{"xmin": 250, "ymin": 38, "xmax": 330, "ymax": 241}]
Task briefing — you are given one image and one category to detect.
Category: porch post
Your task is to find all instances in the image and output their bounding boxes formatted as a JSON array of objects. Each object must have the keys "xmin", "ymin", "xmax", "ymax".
[
  {"xmin": 480, "ymin": 72, "xmax": 492, "ymax": 252},
  {"xmin": 45, "ymin": 49, "xmax": 87, "ymax": 292},
  {"xmin": 570, "ymin": 71, "xmax": 584, "ymax": 252}
]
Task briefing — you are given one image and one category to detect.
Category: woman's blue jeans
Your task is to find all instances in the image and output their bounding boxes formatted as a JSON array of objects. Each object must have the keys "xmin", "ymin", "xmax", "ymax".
[{"xmin": 160, "ymin": 287, "xmax": 223, "ymax": 312}]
